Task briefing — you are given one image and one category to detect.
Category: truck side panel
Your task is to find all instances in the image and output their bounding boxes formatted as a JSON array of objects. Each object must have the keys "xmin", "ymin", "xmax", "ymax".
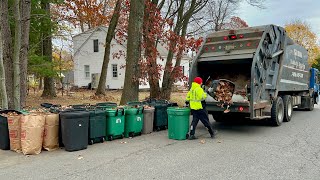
[{"xmin": 278, "ymin": 45, "xmax": 310, "ymax": 92}]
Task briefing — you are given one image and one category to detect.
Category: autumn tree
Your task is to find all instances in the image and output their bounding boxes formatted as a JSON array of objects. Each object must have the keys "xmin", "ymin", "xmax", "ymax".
[
  {"xmin": 96, "ymin": 0, "xmax": 122, "ymax": 96},
  {"xmin": 58, "ymin": 0, "xmax": 115, "ymax": 32},
  {"xmin": 52, "ymin": 46, "xmax": 74, "ymax": 96},
  {"xmin": 159, "ymin": 0, "xmax": 209, "ymax": 99},
  {"xmin": 120, "ymin": 0, "xmax": 145, "ymax": 104},
  {"xmin": 285, "ymin": 20, "xmax": 320, "ymax": 65},
  {"xmin": 221, "ymin": 16, "xmax": 249, "ymax": 29}
]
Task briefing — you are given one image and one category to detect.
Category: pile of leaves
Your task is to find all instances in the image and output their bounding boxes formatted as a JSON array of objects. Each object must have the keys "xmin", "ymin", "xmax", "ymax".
[
  {"xmin": 214, "ymin": 81, "xmax": 235, "ymax": 104},
  {"xmin": 205, "ymin": 79, "xmax": 235, "ymax": 113},
  {"xmin": 1, "ymin": 111, "xmax": 20, "ymax": 117}
]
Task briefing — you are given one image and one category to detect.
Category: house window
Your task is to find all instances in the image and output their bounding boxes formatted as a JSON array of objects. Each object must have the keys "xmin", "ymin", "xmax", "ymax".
[
  {"xmin": 182, "ymin": 66, "xmax": 185, "ymax": 76},
  {"xmin": 84, "ymin": 65, "xmax": 90, "ymax": 78},
  {"xmin": 112, "ymin": 64, "xmax": 118, "ymax": 78},
  {"xmin": 93, "ymin": 39, "xmax": 99, "ymax": 52}
]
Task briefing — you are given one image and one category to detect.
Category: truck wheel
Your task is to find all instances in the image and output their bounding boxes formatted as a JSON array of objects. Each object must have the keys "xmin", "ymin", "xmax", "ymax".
[
  {"xmin": 271, "ymin": 97, "xmax": 284, "ymax": 126},
  {"xmin": 283, "ymin": 95, "xmax": 293, "ymax": 122},
  {"xmin": 307, "ymin": 97, "xmax": 314, "ymax": 111},
  {"xmin": 212, "ymin": 113, "xmax": 224, "ymax": 122}
]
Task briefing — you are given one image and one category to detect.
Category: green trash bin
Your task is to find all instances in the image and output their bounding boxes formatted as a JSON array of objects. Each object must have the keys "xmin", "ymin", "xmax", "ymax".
[
  {"xmin": 167, "ymin": 107, "xmax": 191, "ymax": 140},
  {"xmin": 124, "ymin": 107, "xmax": 144, "ymax": 138},
  {"xmin": 88, "ymin": 109, "xmax": 107, "ymax": 145},
  {"xmin": 105, "ymin": 108, "xmax": 125, "ymax": 141},
  {"xmin": 96, "ymin": 102, "xmax": 117, "ymax": 109}
]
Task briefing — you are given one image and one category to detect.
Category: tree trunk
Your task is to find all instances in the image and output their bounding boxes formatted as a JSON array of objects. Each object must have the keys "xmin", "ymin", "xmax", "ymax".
[
  {"xmin": 0, "ymin": 25, "xmax": 9, "ymax": 109},
  {"xmin": 13, "ymin": 0, "xmax": 22, "ymax": 109},
  {"xmin": 0, "ymin": 0, "xmax": 14, "ymax": 109},
  {"xmin": 41, "ymin": 1, "xmax": 56, "ymax": 98},
  {"xmin": 20, "ymin": 0, "xmax": 31, "ymax": 108},
  {"xmin": 96, "ymin": 0, "xmax": 122, "ymax": 96},
  {"xmin": 39, "ymin": 76, "xmax": 43, "ymax": 90},
  {"xmin": 120, "ymin": 0, "xmax": 145, "ymax": 105},
  {"xmin": 161, "ymin": 0, "xmax": 198, "ymax": 100},
  {"xmin": 144, "ymin": 0, "xmax": 161, "ymax": 99},
  {"xmin": 160, "ymin": 1, "xmax": 185, "ymax": 100}
]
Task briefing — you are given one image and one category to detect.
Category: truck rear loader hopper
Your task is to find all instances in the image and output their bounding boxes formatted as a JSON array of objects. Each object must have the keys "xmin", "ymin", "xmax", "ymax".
[{"xmin": 189, "ymin": 24, "xmax": 318, "ymax": 126}]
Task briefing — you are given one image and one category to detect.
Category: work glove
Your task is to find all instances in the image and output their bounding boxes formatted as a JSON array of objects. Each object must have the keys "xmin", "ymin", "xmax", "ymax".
[
  {"xmin": 207, "ymin": 87, "xmax": 214, "ymax": 93},
  {"xmin": 185, "ymin": 101, "xmax": 190, "ymax": 107}
]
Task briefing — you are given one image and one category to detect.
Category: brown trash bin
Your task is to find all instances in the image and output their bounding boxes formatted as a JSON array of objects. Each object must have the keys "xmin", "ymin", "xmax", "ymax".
[
  {"xmin": 21, "ymin": 114, "xmax": 45, "ymax": 155},
  {"xmin": 43, "ymin": 113, "xmax": 59, "ymax": 151},
  {"xmin": 142, "ymin": 107, "xmax": 154, "ymax": 134},
  {"xmin": 7, "ymin": 114, "xmax": 23, "ymax": 153}
]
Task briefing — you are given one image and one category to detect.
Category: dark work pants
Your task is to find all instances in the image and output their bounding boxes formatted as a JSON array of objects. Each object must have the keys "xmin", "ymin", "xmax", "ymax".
[{"xmin": 190, "ymin": 108, "xmax": 214, "ymax": 136}]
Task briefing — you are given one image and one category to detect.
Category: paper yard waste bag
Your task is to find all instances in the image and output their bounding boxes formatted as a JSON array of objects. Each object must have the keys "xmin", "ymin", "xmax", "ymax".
[
  {"xmin": 7, "ymin": 114, "xmax": 23, "ymax": 153},
  {"xmin": 43, "ymin": 113, "xmax": 59, "ymax": 151},
  {"xmin": 21, "ymin": 114, "xmax": 45, "ymax": 155}
]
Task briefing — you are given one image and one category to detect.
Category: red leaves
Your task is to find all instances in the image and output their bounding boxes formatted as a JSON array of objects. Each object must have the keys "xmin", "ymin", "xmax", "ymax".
[
  {"xmin": 222, "ymin": 16, "xmax": 249, "ymax": 30},
  {"xmin": 56, "ymin": 0, "xmax": 113, "ymax": 30}
]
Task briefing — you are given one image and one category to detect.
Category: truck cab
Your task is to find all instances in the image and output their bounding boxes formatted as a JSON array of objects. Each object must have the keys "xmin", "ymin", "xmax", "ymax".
[{"xmin": 310, "ymin": 68, "xmax": 319, "ymax": 104}]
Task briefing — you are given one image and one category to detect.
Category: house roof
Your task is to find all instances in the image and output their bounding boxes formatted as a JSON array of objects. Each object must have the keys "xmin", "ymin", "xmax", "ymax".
[{"xmin": 73, "ymin": 26, "xmax": 191, "ymax": 60}]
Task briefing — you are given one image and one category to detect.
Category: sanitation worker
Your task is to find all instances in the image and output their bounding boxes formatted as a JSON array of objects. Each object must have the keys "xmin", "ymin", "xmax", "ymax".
[{"xmin": 185, "ymin": 77, "xmax": 217, "ymax": 140}]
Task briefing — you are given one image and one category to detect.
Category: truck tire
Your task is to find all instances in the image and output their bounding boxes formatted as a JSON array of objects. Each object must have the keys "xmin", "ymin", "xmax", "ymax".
[
  {"xmin": 270, "ymin": 97, "xmax": 284, "ymax": 126},
  {"xmin": 307, "ymin": 97, "xmax": 314, "ymax": 111},
  {"xmin": 212, "ymin": 113, "xmax": 224, "ymax": 122},
  {"xmin": 283, "ymin": 95, "xmax": 293, "ymax": 122}
]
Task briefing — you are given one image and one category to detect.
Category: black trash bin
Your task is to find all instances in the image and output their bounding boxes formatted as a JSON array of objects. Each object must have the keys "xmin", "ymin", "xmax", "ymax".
[
  {"xmin": 0, "ymin": 110, "xmax": 22, "ymax": 150},
  {"xmin": 143, "ymin": 99, "xmax": 175, "ymax": 131},
  {"xmin": 60, "ymin": 109, "xmax": 90, "ymax": 152}
]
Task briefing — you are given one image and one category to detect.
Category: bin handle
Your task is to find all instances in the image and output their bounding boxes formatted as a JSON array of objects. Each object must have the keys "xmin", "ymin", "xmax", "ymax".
[
  {"xmin": 136, "ymin": 106, "xmax": 144, "ymax": 114},
  {"xmin": 116, "ymin": 108, "xmax": 125, "ymax": 116}
]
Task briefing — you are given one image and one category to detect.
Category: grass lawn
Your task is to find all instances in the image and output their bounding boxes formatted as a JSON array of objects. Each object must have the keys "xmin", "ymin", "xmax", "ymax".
[{"xmin": 26, "ymin": 89, "xmax": 187, "ymax": 108}]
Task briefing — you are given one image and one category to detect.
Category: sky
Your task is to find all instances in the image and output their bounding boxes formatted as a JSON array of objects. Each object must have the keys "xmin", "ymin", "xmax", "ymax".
[{"xmin": 238, "ymin": 0, "xmax": 320, "ymax": 42}]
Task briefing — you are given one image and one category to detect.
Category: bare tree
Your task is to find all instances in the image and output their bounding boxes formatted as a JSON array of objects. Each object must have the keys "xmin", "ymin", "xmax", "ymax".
[
  {"xmin": 96, "ymin": 0, "xmax": 122, "ymax": 96},
  {"xmin": 0, "ymin": 27, "xmax": 8, "ymax": 109},
  {"xmin": 13, "ymin": 0, "xmax": 22, "ymax": 109},
  {"xmin": 188, "ymin": 0, "xmax": 264, "ymax": 36},
  {"xmin": 160, "ymin": 0, "xmax": 209, "ymax": 99},
  {"xmin": 20, "ymin": 0, "xmax": 32, "ymax": 108},
  {"xmin": 41, "ymin": 0, "xmax": 57, "ymax": 98},
  {"xmin": 0, "ymin": 0, "xmax": 14, "ymax": 109},
  {"xmin": 120, "ymin": 0, "xmax": 145, "ymax": 105}
]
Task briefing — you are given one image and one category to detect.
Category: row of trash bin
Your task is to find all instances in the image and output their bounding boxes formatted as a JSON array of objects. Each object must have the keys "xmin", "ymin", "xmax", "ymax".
[{"xmin": 0, "ymin": 100, "xmax": 191, "ymax": 153}]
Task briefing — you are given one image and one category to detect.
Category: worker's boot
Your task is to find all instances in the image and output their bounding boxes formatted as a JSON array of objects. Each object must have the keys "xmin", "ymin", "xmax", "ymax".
[
  {"xmin": 188, "ymin": 135, "xmax": 197, "ymax": 140},
  {"xmin": 208, "ymin": 129, "xmax": 218, "ymax": 139}
]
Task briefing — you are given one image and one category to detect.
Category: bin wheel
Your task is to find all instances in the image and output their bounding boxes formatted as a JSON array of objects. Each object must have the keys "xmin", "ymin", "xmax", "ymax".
[
  {"xmin": 89, "ymin": 139, "xmax": 94, "ymax": 145},
  {"xmin": 100, "ymin": 137, "xmax": 105, "ymax": 143},
  {"xmin": 164, "ymin": 126, "xmax": 168, "ymax": 129},
  {"xmin": 186, "ymin": 134, "xmax": 189, "ymax": 139},
  {"xmin": 109, "ymin": 135, "xmax": 113, "ymax": 141},
  {"xmin": 156, "ymin": 127, "xmax": 161, "ymax": 131},
  {"xmin": 138, "ymin": 132, "xmax": 142, "ymax": 136},
  {"xmin": 129, "ymin": 132, "xmax": 134, "ymax": 138},
  {"xmin": 121, "ymin": 134, "xmax": 125, "ymax": 139}
]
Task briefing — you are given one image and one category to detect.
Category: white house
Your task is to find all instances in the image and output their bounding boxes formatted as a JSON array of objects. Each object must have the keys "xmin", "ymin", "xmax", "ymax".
[{"xmin": 72, "ymin": 26, "xmax": 191, "ymax": 89}]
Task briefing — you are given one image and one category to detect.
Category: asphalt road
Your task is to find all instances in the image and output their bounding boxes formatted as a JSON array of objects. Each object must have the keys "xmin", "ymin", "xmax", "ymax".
[{"xmin": 1, "ymin": 105, "xmax": 320, "ymax": 180}]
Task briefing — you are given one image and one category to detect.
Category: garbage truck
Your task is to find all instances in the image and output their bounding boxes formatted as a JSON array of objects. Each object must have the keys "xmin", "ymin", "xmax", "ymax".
[{"xmin": 189, "ymin": 24, "xmax": 320, "ymax": 126}]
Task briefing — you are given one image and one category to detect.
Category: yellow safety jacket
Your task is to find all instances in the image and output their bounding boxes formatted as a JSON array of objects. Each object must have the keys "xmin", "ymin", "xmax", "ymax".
[{"xmin": 186, "ymin": 82, "xmax": 207, "ymax": 110}]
